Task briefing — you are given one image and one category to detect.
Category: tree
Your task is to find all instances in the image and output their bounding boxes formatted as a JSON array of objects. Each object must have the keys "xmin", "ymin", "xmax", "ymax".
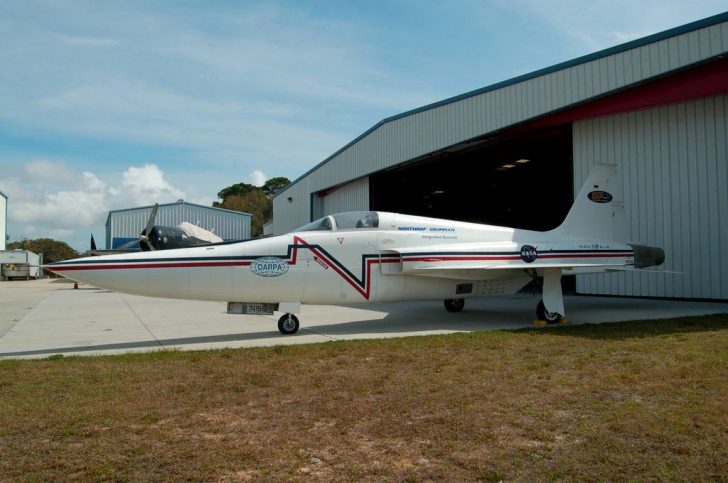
[
  {"xmin": 218, "ymin": 191, "xmax": 271, "ymax": 236},
  {"xmin": 261, "ymin": 177, "xmax": 290, "ymax": 197},
  {"xmin": 216, "ymin": 182, "xmax": 256, "ymax": 200},
  {"xmin": 8, "ymin": 238, "xmax": 78, "ymax": 264},
  {"xmin": 214, "ymin": 176, "xmax": 288, "ymax": 237}
]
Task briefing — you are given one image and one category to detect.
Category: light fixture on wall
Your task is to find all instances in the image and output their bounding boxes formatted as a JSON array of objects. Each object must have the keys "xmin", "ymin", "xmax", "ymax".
[{"xmin": 287, "ymin": 197, "xmax": 293, "ymax": 203}]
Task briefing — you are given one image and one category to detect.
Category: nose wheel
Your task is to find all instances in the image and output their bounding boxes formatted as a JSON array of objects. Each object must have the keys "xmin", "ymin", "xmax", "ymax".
[{"xmin": 277, "ymin": 313, "xmax": 300, "ymax": 335}]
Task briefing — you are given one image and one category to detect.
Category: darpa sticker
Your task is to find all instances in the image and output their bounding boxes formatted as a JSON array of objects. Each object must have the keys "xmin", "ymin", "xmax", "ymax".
[
  {"xmin": 251, "ymin": 257, "xmax": 289, "ymax": 277},
  {"xmin": 520, "ymin": 245, "xmax": 538, "ymax": 263},
  {"xmin": 588, "ymin": 191, "xmax": 613, "ymax": 203}
]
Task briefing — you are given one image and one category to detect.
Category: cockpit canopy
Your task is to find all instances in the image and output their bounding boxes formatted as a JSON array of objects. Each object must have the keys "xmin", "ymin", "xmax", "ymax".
[{"xmin": 295, "ymin": 211, "xmax": 380, "ymax": 232}]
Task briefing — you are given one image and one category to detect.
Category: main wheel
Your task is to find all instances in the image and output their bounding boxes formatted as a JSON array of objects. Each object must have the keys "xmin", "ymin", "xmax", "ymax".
[
  {"xmin": 536, "ymin": 299, "xmax": 562, "ymax": 324},
  {"xmin": 444, "ymin": 298, "xmax": 465, "ymax": 313},
  {"xmin": 277, "ymin": 313, "xmax": 300, "ymax": 335}
]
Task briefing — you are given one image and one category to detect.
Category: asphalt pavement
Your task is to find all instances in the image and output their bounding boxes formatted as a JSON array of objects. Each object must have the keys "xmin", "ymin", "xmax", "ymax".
[{"xmin": 1, "ymin": 278, "xmax": 727, "ymax": 359}]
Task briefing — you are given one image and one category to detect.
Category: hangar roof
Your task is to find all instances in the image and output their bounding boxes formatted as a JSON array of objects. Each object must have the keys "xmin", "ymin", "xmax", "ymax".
[{"xmin": 275, "ymin": 11, "xmax": 728, "ymax": 199}]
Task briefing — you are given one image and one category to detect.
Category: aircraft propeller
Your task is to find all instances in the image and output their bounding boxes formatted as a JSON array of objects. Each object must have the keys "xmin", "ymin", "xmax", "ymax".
[{"xmin": 115, "ymin": 203, "xmax": 159, "ymax": 251}]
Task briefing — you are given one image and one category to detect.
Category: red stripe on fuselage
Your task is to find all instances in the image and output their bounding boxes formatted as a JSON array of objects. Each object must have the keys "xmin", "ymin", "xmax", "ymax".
[
  {"xmin": 49, "ymin": 239, "xmax": 632, "ymax": 301},
  {"xmin": 48, "ymin": 261, "xmax": 253, "ymax": 271}
]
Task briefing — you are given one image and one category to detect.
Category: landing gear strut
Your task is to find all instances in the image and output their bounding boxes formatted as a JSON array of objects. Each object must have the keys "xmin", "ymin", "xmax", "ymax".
[
  {"xmin": 444, "ymin": 298, "xmax": 465, "ymax": 313},
  {"xmin": 536, "ymin": 299, "xmax": 562, "ymax": 324},
  {"xmin": 277, "ymin": 313, "xmax": 300, "ymax": 335}
]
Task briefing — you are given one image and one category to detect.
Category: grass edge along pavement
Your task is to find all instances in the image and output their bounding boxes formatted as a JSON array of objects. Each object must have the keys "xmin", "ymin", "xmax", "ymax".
[{"xmin": 1, "ymin": 314, "xmax": 727, "ymax": 481}]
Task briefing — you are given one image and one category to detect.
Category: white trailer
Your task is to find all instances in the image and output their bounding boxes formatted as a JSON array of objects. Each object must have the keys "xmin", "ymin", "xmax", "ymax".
[{"xmin": 0, "ymin": 250, "xmax": 43, "ymax": 280}]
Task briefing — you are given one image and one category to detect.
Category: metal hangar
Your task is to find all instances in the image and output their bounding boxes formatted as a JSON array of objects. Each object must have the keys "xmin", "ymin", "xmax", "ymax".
[
  {"xmin": 272, "ymin": 12, "xmax": 728, "ymax": 300},
  {"xmin": 106, "ymin": 200, "xmax": 251, "ymax": 249}
]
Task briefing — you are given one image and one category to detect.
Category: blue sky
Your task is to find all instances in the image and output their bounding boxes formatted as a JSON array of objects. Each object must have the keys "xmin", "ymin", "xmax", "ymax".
[{"xmin": 1, "ymin": 0, "xmax": 726, "ymax": 251}]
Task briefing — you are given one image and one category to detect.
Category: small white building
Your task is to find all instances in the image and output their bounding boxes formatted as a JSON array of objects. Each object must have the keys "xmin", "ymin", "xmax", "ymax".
[{"xmin": 0, "ymin": 250, "xmax": 42, "ymax": 280}]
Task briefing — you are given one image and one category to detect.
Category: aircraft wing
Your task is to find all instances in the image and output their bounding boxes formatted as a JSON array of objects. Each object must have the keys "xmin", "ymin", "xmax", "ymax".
[
  {"xmin": 386, "ymin": 241, "xmax": 639, "ymax": 279},
  {"xmin": 402, "ymin": 263, "xmax": 633, "ymax": 280}
]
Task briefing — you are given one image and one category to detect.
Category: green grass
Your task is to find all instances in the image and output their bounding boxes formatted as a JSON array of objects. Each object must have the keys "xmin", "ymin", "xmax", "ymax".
[{"xmin": 1, "ymin": 315, "xmax": 727, "ymax": 481}]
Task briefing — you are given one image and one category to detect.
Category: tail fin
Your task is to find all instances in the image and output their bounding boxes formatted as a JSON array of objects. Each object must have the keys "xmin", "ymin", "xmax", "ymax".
[{"xmin": 553, "ymin": 163, "xmax": 627, "ymax": 241}]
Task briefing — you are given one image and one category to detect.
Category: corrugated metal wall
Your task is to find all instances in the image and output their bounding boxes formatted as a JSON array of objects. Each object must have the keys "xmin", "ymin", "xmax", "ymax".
[
  {"xmin": 106, "ymin": 202, "xmax": 251, "ymax": 248},
  {"xmin": 274, "ymin": 179, "xmax": 314, "ymax": 234},
  {"xmin": 273, "ymin": 18, "xmax": 728, "ymax": 234},
  {"xmin": 573, "ymin": 95, "xmax": 728, "ymax": 300},
  {"xmin": 322, "ymin": 177, "xmax": 369, "ymax": 215}
]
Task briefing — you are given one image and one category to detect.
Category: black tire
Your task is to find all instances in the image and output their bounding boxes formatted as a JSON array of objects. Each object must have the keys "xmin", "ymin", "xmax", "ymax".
[
  {"xmin": 444, "ymin": 298, "xmax": 465, "ymax": 313},
  {"xmin": 277, "ymin": 313, "xmax": 300, "ymax": 335},
  {"xmin": 536, "ymin": 299, "xmax": 562, "ymax": 324}
]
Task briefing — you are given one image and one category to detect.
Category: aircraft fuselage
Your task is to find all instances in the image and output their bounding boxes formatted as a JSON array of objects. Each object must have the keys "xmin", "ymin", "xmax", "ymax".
[{"xmin": 48, "ymin": 212, "xmax": 637, "ymax": 305}]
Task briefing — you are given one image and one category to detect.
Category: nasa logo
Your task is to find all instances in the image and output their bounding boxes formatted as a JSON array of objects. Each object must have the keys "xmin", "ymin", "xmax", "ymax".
[
  {"xmin": 587, "ymin": 190, "xmax": 613, "ymax": 203},
  {"xmin": 520, "ymin": 245, "xmax": 538, "ymax": 263},
  {"xmin": 251, "ymin": 257, "xmax": 289, "ymax": 277}
]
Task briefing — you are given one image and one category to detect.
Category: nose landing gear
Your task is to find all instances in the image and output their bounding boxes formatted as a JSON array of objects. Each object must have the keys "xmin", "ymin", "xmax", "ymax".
[{"xmin": 277, "ymin": 313, "xmax": 300, "ymax": 335}]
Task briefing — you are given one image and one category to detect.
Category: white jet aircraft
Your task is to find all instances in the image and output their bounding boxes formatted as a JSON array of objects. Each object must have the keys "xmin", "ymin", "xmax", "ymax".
[{"xmin": 47, "ymin": 164, "xmax": 664, "ymax": 334}]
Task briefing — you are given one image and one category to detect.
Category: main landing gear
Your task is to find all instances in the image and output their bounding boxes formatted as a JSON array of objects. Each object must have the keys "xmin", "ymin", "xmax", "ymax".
[
  {"xmin": 536, "ymin": 299, "xmax": 562, "ymax": 324},
  {"xmin": 444, "ymin": 298, "xmax": 465, "ymax": 312},
  {"xmin": 277, "ymin": 313, "xmax": 300, "ymax": 335}
]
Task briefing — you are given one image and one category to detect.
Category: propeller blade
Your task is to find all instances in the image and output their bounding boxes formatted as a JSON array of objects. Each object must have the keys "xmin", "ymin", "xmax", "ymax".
[
  {"xmin": 143, "ymin": 203, "xmax": 159, "ymax": 236},
  {"xmin": 139, "ymin": 238, "xmax": 156, "ymax": 251}
]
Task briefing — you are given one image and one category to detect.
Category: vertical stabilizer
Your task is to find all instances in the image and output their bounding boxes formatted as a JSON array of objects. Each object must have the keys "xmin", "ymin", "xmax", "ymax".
[{"xmin": 553, "ymin": 163, "xmax": 627, "ymax": 241}]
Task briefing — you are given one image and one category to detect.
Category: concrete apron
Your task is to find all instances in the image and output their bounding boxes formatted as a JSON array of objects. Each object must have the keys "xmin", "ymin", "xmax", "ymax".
[{"xmin": 1, "ymin": 279, "xmax": 727, "ymax": 359}]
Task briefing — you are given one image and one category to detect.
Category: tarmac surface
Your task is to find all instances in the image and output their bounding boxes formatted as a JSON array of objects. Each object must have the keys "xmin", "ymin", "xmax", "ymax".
[{"xmin": 1, "ymin": 278, "xmax": 728, "ymax": 359}]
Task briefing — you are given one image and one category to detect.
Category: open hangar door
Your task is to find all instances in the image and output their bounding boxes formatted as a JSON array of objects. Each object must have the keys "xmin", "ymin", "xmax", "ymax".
[{"xmin": 370, "ymin": 125, "xmax": 573, "ymax": 231}]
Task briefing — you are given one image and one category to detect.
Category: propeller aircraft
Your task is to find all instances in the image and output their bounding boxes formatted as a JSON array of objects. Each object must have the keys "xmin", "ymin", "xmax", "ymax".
[
  {"xmin": 89, "ymin": 204, "xmax": 224, "ymax": 254},
  {"xmin": 48, "ymin": 164, "xmax": 665, "ymax": 335}
]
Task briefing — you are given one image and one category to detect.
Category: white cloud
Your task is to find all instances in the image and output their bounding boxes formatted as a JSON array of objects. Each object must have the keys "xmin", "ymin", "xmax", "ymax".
[
  {"xmin": 121, "ymin": 164, "xmax": 185, "ymax": 205},
  {"xmin": 0, "ymin": 2, "xmax": 440, "ymax": 181},
  {"xmin": 248, "ymin": 170, "xmax": 267, "ymax": 187},
  {"xmin": 0, "ymin": 160, "xmax": 186, "ymax": 248},
  {"xmin": 7, "ymin": 171, "xmax": 108, "ymax": 230},
  {"xmin": 23, "ymin": 159, "xmax": 76, "ymax": 187}
]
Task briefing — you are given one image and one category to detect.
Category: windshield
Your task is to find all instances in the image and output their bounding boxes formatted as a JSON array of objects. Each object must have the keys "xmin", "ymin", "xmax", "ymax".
[
  {"xmin": 332, "ymin": 212, "xmax": 379, "ymax": 229},
  {"xmin": 294, "ymin": 212, "xmax": 379, "ymax": 232},
  {"xmin": 295, "ymin": 216, "xmax": 334, "ymax": 232}
]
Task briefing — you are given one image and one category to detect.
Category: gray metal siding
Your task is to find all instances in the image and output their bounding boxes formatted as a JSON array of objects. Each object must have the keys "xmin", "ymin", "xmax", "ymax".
[
  {"xmin": 322, "ymin": 177, "xmax": 369, "ymax": 216},
  {"xmin": 272, "ymin": 179, "xmax": 314, "ymax": 234},
  {"xmin": 573, "ymin": 95, "xmax": 728, "ymax": 300},
  {"xmin": 107, "ymin": 203, "xmax": 251, "ymax": 248}
]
